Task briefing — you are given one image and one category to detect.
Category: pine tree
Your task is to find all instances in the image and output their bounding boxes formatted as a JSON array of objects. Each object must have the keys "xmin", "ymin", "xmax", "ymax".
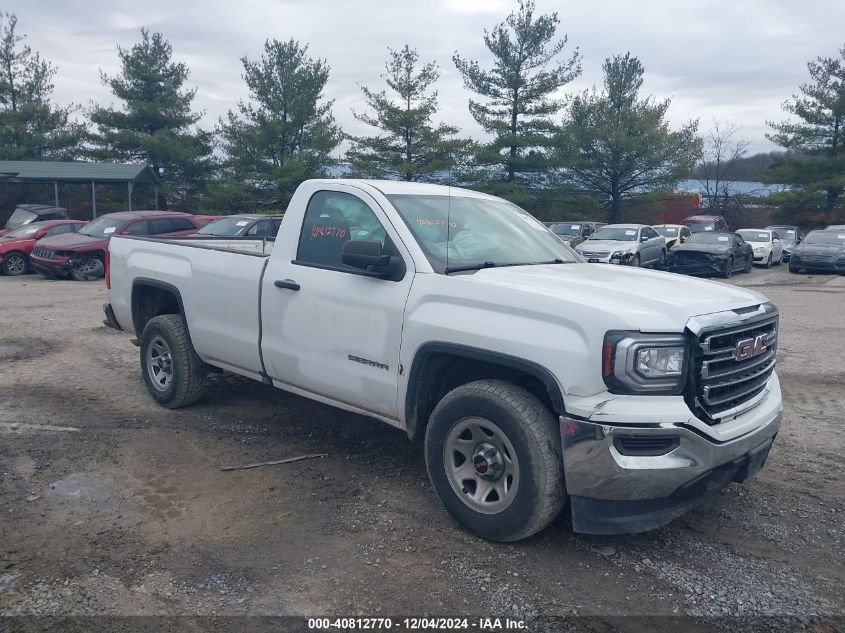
[
  {"xmin": 218, "ymin": 39, "xmax": 341, "ymax": 209},
  {"xmin": 556, "ymin": 53, "xmax": 701, "ymax": 224},
  {"xmin": 0, "ymin": 12, "xmax": 83, "ymax": 159},
  {"xmin": 346, "ymin": 45, "xmax": 472, "ymax": 182},
  {"xmin": 453, "ymin": 0, "xmax": 580, "ymax": 183},
  {"xmin": 764, "ymin": 44, "xmax": 845, "ymax": 211},
  {"xmin": 89, "ymin": 28, "xmax": 212, "ymax": 209}
]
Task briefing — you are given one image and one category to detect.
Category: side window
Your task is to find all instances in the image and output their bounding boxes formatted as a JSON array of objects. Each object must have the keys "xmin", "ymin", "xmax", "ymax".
[
  {"xmin": 45, "ymin": 224, "xmax": 73, "ymax": 237},
  {"xmin": 149, "ymin": 219, "xmax": 176, "ymax": 235},
  {"xmin": 125, "ymin": 221, "xmax": 149, "ymax": 235},
  {"xmin": 296, "ymin": 190, "xmax": 389, "ymax": 270},
  {"xmin": 246, "ymin": 220, "xmax": 274, "ymax": 237},
  {"xmin": 170, "ymin": 218, "xmax": 196, "ymax": 232}
]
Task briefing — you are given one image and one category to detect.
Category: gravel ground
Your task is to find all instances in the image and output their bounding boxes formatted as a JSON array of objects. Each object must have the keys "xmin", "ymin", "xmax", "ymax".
[{"xmin": 0, "ymin": 264, "xmax": 843, "ymax": 632}]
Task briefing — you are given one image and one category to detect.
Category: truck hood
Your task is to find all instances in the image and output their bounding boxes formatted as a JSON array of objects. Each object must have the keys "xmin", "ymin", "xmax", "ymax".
[
  {"xmin": 461, "ymin": 263, "xmax": 768, "ymax": 332},
  {"xmin": 36, "ymin": 232, "xmax": 108, "ymax": 251},
  {"xmin": 576, "ymin": 240, "xmax": 637, "ymax": 252}
]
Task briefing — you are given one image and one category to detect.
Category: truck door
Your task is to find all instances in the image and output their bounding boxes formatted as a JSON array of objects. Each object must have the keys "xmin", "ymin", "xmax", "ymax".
[{"xmin": 260, "ymin": 185, "xmax": 415, "ymax": 421}]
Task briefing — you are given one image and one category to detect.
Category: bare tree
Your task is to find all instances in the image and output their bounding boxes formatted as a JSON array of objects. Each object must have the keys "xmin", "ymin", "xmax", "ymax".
[{"xmin": 698, "ymin": 119, "xmax": 751, "ymax": 213}]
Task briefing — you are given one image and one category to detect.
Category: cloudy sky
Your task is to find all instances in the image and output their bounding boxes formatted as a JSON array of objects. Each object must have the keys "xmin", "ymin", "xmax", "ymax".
[{"xmin": 8, "ymin": 0, "xmax": 845, "ymax": 155}]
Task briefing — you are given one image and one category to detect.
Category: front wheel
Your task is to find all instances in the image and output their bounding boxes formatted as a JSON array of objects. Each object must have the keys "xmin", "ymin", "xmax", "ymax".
[
  {"xmin": 71, "ymin": 257, "xmax": 105, "ymax": 281},
  {"xmin": 656, "ymin": 249, "xmax": 667, "ymax": 270},
  {"xmin": 721, "ymin": 256, "xmax": 734, "ymax": 279},
  {"xmin": 765, "ymin": 253, "xmax": 773, "ymax": 269},
  {"xmin": 424, "ymin": 380, "xmax": 565, "ymax": 542},
  {"xmin": 629, "ymin": 253, "xmax": 641, "ymax": 267},
  {"xmin": 743, "ymin": 254, "xmax": 753, "ymax": 273},
  {"xmin": 2, "ymin": 252, "xmax": 29, "ymax": 276},
  {"xmin": 140, "ymin": 314, "xmax": 207, "ymax": 408}
]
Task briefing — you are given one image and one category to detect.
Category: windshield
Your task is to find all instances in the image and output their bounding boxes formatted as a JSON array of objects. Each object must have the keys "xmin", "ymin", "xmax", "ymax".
[
  {"xmin": 549, "ymin": 223, "xmax": 582, "ymax": 236},
  {"xmin": 767, "ymin": 227, "xmax": 797, "ymax": 241},
  {"xmin": 803, "ymin": 231, "xmax": 845, "ymax": 245},
  {"xmin": 386, "ymin": 194, "xmax": 580, "ymax": 273},
  {"xmin": 79, "ymin": 216, "xmax": 125, "ymax": 238},
  {"xmin": 589, "ymin": 227, "xmax": 638, "ymax": 242},
  {"xmin": 5, "ymin": 208, "xmax": 38, "ymax": 230},
  {"xmin": 686, "ymin": 222, "xmax": 716, "ymax": 233},
  {"xmin": 687, "ymin": 233, "xmax": 731, "ymax": 244},
  {"xmin": 737, "ymin": 230, "xmax": 770, "ymax": 243},
  {"xmin": 3, "ymin": 223, "xmax": 44, "ymax": 238},
  {"xmin": 197, "ymin": 217, "xmax": 253, "ymax": 236},
  {"xmin": 654, "ymin": 226, "xmax": 679, "ymax": 237}
]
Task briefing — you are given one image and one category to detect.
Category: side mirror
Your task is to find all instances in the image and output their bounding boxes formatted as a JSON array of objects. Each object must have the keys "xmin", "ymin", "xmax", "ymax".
[
  {"xmin": 342, "ymin": 239, "xmax": 390, "ymax": 270},
  {"xmin": 640, "ymin": 235, "xmax": 649, "ymax": 242}
]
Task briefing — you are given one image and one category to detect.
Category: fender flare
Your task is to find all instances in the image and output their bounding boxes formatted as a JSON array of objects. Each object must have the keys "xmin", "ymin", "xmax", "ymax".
[{"xmin": 131, "ymin": 278, "xmax": 187, "ymax": 335}]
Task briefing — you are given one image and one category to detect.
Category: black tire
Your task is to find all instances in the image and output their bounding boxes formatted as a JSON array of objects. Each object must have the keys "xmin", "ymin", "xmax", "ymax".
[
  {"xmin": 2, "ymin": 251, "xmax": 29, "ymax": 276},
  {"xmin": 743, "ymin": 254, "xmax": 753, "ymax": 273},
  {"xmin": 424, "ymin": 379, "xmax": 565, "ymax": 542},
  {"xmin": 656, "ymin": 249, "xmax": 667, "ymax": 270},
  {"xmin": 630, "ymin": 253, "xmax": 641, "ymax": 267},
  {"xmin": 71, "ymin": 256, "xmax": 105, "ymax": 281},
  {"xmin": 721, "ymin": 256, "xmax": 734, "ymax": 279},
  {"xmin": 765, "ymin": 253, "xmax": 772, "ymax": 269},
  {"xmin": 140, "ymin": 314, "xmax": 206, "ymax": 408}
]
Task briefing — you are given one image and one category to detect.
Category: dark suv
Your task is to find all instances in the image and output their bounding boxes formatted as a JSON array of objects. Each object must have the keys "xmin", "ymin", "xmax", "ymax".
[{"xmin": 30, "ymin": 211, "xmax": 201, "ymax": 281}]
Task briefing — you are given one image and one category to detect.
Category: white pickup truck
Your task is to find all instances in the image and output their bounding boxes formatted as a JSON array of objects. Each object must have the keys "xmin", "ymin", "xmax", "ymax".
[{"xmin": 104, "ymin": 179, "xmax": 783, "ymax": 541}]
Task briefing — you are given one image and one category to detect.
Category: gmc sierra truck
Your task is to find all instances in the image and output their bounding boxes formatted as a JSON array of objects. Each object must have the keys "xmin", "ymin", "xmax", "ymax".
[{"xmin": 104, "ymin": 179, "xmax": 782, "ymax": 541}]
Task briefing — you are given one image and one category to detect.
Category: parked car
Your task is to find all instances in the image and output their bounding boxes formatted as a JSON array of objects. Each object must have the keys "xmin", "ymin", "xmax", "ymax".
[
  {"xmin": 788, "ymin": 230, "xmax": 845, "ymax": 274},
  {"xmin": 825, "ymin": 224, "xmax": 845, "ymax": 231},
  {"xmin": 681, "ymin": 214, "xmax": 730, "ymax": 234},
  {"xmin": 653, "ymin": 224, "xmax": 691, "ymax": 248},
  {"xmin": 194, "ymin": 214, "xmax": 284, "ymax": 238},
  {"xmin": 736, "ymin": 229, "xmax": 784, "ymax": 267},
  {"xmin": 0, "ymin": 204, "xmax": 68, "ymax": 237},
  {"xmin": 666, "ymin": 232, "xmax": 753, "ymax": 278},
  {"xmin": 30, "ymin": 211, "xmax": 201, "ymax": 281},
  {"xmin": 765, "ymin": 225, "xmax": 803, "ymax": 262},
  {"xmin": 0, "ymin": 220, "xmax": 86, "ymax": 276},
  {"xmin": 547, "ymin": 221, "xmax": 603, "ymax": 248},
  {"xmin": 574, "ymin": 223, "xmax": 667, "ymax": 267},
  {"xmin": 105, "ymin": 180, "xmax": 782, "ymax": 540}
]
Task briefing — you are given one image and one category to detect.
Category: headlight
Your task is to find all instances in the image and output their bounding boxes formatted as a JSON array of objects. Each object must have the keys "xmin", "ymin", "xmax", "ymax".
[{"xmin": 602, "ymin": 331, "xmax": 688, "ymax": 394}]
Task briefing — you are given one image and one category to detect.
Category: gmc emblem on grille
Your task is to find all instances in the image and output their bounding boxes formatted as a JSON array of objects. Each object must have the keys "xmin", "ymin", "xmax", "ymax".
[{"xmin": 735, "ymin": 334, "xmax": 767, "ymax": 361}]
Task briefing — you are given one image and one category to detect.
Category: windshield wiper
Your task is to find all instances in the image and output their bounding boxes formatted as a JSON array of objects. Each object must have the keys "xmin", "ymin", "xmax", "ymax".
[{"xmin": 445, "ymin": 258, "xmax": 572, "ymax": 274}]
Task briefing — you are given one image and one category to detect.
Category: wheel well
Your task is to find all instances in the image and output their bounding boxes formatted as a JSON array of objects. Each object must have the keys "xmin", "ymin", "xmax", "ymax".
[
  {"xmin": 404, "ymin": 346, "xmax": 564, "ymax": 441},
  {"xmin": 132, "ymin": 282, "xmax": 183, "ymax": 334}
]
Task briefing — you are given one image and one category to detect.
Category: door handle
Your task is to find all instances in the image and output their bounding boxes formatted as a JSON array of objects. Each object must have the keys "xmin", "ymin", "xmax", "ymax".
[{"xmin": 274, "ymin": 279, "xmax": 300, "ymax": 291}]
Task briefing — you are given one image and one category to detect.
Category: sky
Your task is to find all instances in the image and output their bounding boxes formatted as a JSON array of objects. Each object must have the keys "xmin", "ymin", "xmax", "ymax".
[{"xmin": 7, "ymin": 0, "xmax": 845, "ymax": 156}]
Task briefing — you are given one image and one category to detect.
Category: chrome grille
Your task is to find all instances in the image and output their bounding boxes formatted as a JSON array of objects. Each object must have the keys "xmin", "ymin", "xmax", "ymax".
[
  {"xmin": 692, "ymin": 310, "xmax": 778, "ymax": 421},
  {"xmin": 580, "ymin": 250, "xmax": 609, "ymax": 258},
  {"xmin": 33, "ymin": 246, "xmax": 55, "ymax": 259}
]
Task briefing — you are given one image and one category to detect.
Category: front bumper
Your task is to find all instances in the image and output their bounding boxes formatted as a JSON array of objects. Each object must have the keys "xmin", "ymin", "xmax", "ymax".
[
  {"xmin": 577, "ymin": 252, "xmax": 636, "ymax": 265},
  {"xmin": 30, "ymin": 255, "xmax": 73, "ymax": 278},
  {"xmin": 790, "ymin": 257, "xmax": 845, "ymax": 272},
  {"xmin": 560, "ymin": 374, "xmax": 782, "ymax": 534},
  {"xmin": 666, "ymin": 258, "xmax": 725, "ymax": 276}
]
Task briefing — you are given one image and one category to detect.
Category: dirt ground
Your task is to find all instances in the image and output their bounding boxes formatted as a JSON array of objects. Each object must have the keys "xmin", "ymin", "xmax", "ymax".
[{"xmin": 0, "ymin": 264, "xmax": 843, "ymax": 631}]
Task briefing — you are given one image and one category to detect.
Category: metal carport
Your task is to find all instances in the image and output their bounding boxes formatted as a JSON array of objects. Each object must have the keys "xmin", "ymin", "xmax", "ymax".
[{"xmin": 0, "ymin": 161, "xmax": 160, "ymax": 219}]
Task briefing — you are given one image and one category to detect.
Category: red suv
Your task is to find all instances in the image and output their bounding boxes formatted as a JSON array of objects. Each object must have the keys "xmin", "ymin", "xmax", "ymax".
[
  {"xmin": 30, "ymin": 211, "xmax": 201, "ymax": 281},
  {"xmin": 681, "ymin": 214, "xmax": 730, "ymax": 234},
  {"xmin": 0, "ymin": 220, "xmax": 87, "ymax": 276}
]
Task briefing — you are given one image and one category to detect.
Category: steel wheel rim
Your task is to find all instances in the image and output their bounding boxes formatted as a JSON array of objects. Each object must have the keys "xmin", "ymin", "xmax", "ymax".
[
  {"xmin": 146, "ymin": 335, "xmax": 174, "ymax": 392},
  {"xmin": 443, "ymin": 417, "xmax": 520, "ymax": 514},
  {"xmin": 6, "ymin": 255, "xmax": 26, "ymax": 275},
  {"xmin": 76, "ymin": 258, "xmax": 100, "ymax": 274}
]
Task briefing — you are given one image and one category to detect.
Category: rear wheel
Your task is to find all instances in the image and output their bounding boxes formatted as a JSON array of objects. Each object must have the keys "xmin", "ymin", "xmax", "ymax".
[
  {"xmin": 140, "ymin": 314, "xmax": 206, "ymax": 408},
  {"xmin": 721, "ymin": 256, "xmax": 734, "ymax": 279},
  {"xmin": 71, "ymin": 256, "xmax": 105, "ymax": 281},
  {"xmin": 2, "ymin": 252, "xmax": 29, "ymax": 276},
  {"xmin": 424, "ymin": 380, "xmax": 565, "ymax": 542}
]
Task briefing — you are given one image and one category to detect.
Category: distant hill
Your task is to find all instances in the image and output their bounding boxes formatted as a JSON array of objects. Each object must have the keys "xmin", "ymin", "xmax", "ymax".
[{"xmin": 693, "ymin": 150, "xmax": 805, "ymax": 182}]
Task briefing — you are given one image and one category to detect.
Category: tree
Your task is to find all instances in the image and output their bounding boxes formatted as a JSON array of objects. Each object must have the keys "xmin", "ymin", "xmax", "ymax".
[
  {"xmin": 0, "ymin": 12, "xmax": 83, "ymax": 159},
  {"xmin": 218, "ymin": 39, "xmax": 342, "ymax": 209},
  {"xmin": 698, "ymin": 119, "xmax": 751, "ymax": 216},
  {"xmin": 453, "ymin": 0, "xmax": 580, "ymax": 183},
  {"xmin": 555, "ymin": 53, "xmax": 701, "ymax": 224},
  {"xmin": 764, "ymin": 44, "xmax": 845, "ymax": 211},
  {"xmin": 89, "ymin": 28, "xmax": 212, "ymax": 209},
  {"xmin": 346, "ymin": 45, "xmax": 472, "ymax": 182}
]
